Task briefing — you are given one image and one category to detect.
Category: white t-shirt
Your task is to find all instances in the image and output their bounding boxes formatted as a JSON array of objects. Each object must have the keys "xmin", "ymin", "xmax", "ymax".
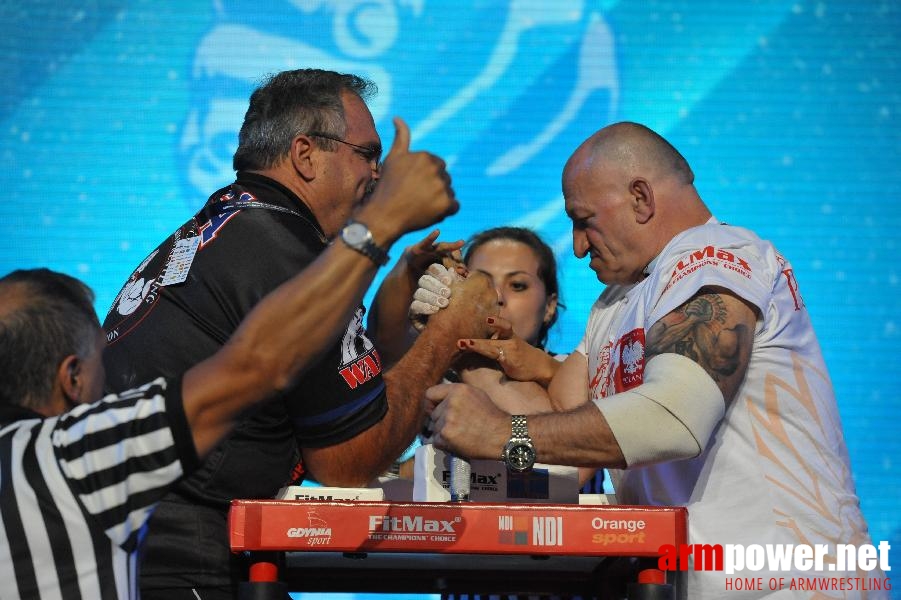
[{"xmin": 576, "ymin": 222, "xmax": 883, "ymax": 599}]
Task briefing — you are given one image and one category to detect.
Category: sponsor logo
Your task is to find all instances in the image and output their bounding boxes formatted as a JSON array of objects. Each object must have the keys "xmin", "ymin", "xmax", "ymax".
[
  {"xmin": 591, "ymin": 516, "xmax": 647, "ymax": 546},
  {"xmin": 367, "ymin": 514, "xmax": 462, "ymax": 543},
  {"xmin": 664, "ymin": 245, "xmax": 752, "ymax": 293},
  {"xmin": 497, "ymin": 514, "xmax": 564, "ymax": 547},
  {"xmin": 286, "ymin": 509, "xmax": 332, "ymax": 546},
  {"xmin": 440, "ymin": 469, "xmax": 500, "ymax": 490}
]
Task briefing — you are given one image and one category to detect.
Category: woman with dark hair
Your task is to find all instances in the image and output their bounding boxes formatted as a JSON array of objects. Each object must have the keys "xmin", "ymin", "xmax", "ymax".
[
  {"xmin": 448, "ymin": 226, "xmax": 564, "ymax": 415},
  {"xmin": 374, "ymin": 226, "xmax": 604, "ymax": 492}
]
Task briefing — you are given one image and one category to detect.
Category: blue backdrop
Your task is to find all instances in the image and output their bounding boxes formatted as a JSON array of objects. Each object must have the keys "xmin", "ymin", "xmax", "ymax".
[{"xmin": 2, "ymin": 1, "xmax": 899, "ymax": 596}]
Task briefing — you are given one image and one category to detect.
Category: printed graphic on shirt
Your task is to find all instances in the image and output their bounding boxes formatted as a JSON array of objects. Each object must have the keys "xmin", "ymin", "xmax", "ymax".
[
  {"xmin": 589, "ymin": 328, "xmax": 645, "ymax": 401},
  {"xmin": 664, "ymin": 245, "xmax": 753, "ymax": 294},
  {"xmin": 197, "ymin": 188, "xmax": 253, "ymax": 248},
  {"xmin": 776, "ymin": 252, "xmax": 805, "ymax": 311},
  {"xmin": 337, "ymin": 307, "xmax": 382, "ymax": 389},
  {"xmin": 747, "ymin": 352, "xmax": 872, "ymax": 575},
  {"xmin": 105, "ymin": 225, "xmax": 196, "ymax": 344}
]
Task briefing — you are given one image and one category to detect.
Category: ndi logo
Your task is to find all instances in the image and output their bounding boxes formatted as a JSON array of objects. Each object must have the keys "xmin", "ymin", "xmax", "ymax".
[
  {"xmin": 532, "ymin": 516, "xmax": 563, "ymax": 546},
  {"xmin": 497, "ymin": 515, "xmax": 562, "ymax": 546}
]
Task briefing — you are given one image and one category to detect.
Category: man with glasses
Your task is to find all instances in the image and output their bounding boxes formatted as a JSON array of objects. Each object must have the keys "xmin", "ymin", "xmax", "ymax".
[{"xmin": 101, "ymin": 68, "xmax": 489, "ymax": 600}]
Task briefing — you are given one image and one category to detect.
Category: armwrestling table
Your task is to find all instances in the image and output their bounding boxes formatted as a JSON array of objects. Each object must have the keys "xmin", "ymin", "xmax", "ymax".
[{"xmin": 229, "ymin": 500, "xmax": 687, "ymax": 599}]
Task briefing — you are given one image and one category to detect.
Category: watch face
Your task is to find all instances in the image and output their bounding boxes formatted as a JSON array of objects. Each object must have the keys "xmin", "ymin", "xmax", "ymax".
[
  {"xmin": 507, "ymin": 442, "xmax": 535, "ymax": 471},
  {"xmin": 342, "ymin": 222, "xmax": 369, "ymax": 245}
]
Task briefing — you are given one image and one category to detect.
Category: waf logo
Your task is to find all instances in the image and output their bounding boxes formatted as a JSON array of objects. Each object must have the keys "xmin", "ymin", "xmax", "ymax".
[
  {"xmin": 498, "ymin": 514, "xmax": 563, "ymax": 547},
  {"xmin": 339, "ymin": 349, "xmax": 382, "ymax": 389},
  {"xmin": 338, "ymin": 308, "xmax": 382, "ymax": 389}
]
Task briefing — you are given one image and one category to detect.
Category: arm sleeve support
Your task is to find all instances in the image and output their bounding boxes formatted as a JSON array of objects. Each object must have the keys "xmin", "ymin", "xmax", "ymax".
[{"xmin": 593, "ymin": 353, "xmax": 725, "ymax": 468}]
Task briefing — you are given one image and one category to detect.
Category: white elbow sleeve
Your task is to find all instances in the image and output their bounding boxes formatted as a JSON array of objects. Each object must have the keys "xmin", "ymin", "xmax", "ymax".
[{"xmin": 594, "ymin": 353, "xmax": 725, "ymax": 467}]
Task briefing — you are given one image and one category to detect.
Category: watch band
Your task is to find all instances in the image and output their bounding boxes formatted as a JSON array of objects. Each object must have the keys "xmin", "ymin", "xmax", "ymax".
[
  {"xmin": 340, "ymin": 220, "xmax": 390, "ymax": 266},
  {"xmin": 511, "ymin": 414, "xmax": 529, "ymax": 440},
  {"xmin": 501, "ymin": 415, "xmax": 530, "ymax": 461}
]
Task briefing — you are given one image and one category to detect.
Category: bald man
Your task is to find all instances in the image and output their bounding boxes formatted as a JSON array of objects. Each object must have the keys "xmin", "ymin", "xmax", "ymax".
[{"xmin": 427, "ymin": 122, "xmax": 881, "ymax": 599}]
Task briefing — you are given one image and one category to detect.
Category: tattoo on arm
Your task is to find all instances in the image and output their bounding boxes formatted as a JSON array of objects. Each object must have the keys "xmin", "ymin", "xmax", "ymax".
[{"xmin": 646, "ymin": 288, "xmax": 751, "ymax": 383}]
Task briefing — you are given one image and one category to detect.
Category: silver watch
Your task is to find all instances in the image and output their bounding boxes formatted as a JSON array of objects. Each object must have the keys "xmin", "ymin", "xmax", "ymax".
[
  {"xmin": 502, "ymin": 415, "xmax": 536, "ymax": 472},
  {"xmin": 340, "ymin": 220, "xmax": 389, "ymax": 266}
]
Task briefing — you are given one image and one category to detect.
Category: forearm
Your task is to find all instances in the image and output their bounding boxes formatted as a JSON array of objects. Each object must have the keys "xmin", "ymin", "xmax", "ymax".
[
  {"xmin": 528, "ymin": 403, "xmax": 626, "ymax": 469},
  {"xmin": 302, "ymin": 322, "xmax": 462, "ymax": 486},
  {"xmin": 427, "ymin": 383, "xmax": 625, "ymax": 469},
  {"xmin": 367, "ymin": 259, "xmax": 419, "ymax": 366}
]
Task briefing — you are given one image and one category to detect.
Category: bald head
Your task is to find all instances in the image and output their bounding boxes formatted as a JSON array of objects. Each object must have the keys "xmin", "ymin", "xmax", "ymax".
[
  {"xmin": 562, "ymin": 122, "xmax": 710, "ymax": 285},
  {"xmin": 565, "ymin": 121, "xmax": 694, "ymax": 187}
]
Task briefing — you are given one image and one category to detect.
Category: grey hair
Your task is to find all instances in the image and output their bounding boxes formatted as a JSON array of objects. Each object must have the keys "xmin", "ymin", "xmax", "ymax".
[{"xmin": 233, "ymin": 69, "xmax": 377, "ymax": 171}]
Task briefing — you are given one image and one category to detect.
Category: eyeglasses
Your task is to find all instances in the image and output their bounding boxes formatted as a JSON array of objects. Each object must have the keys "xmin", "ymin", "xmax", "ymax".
[{"xmin": 308, "ymin": 132, "xmax": 382, "ymax": 167}]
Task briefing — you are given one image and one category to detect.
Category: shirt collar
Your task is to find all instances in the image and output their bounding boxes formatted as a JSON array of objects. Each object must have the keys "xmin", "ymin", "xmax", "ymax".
[
  {"xmin": 642, "ymin": 215, "xmax": 719, "ymax": 277},
  {"xmin": 0, "ymin": 403, "xmax": 44, "ymax": 425}
]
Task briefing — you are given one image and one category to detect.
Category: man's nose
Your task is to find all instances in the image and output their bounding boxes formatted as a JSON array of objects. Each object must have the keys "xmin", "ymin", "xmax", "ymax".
[{"xmin": 573, "ymin": 230, "xmax": 589, "ymax": 258}]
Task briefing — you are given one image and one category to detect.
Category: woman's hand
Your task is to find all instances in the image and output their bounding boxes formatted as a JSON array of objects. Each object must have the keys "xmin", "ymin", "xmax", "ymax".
[{"xmin": 457, "ymin": 317, "xmax": 561, "ymax": 386}]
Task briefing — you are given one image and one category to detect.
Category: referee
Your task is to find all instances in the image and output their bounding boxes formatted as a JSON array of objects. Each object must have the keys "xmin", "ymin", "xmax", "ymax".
[{"xmin": 0, "ymin": 262, "xmax": 377, "ymax": 600}]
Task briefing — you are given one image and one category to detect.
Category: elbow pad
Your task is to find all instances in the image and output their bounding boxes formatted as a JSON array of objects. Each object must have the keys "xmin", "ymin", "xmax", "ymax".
[{"xmin": 593, "ymin": 353, "xmax": 725, "ymax": 467}]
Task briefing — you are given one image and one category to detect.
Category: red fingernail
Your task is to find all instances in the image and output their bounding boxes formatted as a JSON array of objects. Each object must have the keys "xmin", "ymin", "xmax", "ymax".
[
  {"xmin": 468, "ymin": 339, "xmax": 475, "ymax": 346},
  {"xmin": 487, "ymin": 317, "xmax": 495, "ymax": 324},
  {"xmin": 457, "ymin": 340, "xmax": 467, "ymax": 349}
]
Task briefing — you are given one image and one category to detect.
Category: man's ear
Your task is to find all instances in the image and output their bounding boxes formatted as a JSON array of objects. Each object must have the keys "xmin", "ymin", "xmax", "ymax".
[
  {"xmin": 57, "ymin": 354, "xmax": 82, "ymax": 404},
  {"xmin": 630, "ymin": 178, "xmax": 655, "ymax": 224},
  {"xmin": 39, "ymin": 354, "xmax": 81, "ymax": 416},
  {"xmin": 290, "ymin": 134, "xmax": 317, "ymax": 180}
]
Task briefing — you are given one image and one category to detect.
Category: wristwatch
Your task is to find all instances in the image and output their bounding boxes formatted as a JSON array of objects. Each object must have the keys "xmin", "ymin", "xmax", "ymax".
[
  {"xmin": 340, "ymin": 220, "xmax": 389, "ymax": 266},
  {"xmin": 502, "ymin": 415, "xmax": 536, "ymax": 472}
]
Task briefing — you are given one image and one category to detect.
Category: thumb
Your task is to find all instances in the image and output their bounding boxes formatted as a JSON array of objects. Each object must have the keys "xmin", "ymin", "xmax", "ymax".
[{"xmin": 389, "ymin": 116, "xmax": 411, "ymax": 156}]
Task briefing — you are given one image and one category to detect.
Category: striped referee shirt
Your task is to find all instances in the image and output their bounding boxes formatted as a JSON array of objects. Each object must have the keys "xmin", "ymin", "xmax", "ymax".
[{"xmin": 0, "ymin": 376, "xmax": 198, "ymax": 600}]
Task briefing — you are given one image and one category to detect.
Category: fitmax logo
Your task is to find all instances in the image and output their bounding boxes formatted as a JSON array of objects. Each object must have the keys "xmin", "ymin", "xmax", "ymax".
[
  {"xmin": 368, "ymin": 515, "xmax": 459, "ymax": 533},
  {"xmin": 441, "ymin": 470, "xmax": 500, "ymax": 486}
]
